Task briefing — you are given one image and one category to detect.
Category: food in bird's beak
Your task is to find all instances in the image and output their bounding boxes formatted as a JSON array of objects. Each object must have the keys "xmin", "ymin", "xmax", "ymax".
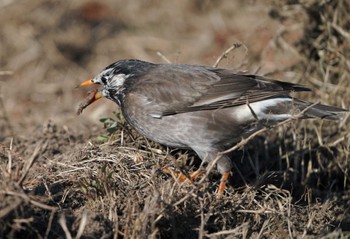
[{"xmin": 77, "ymin": 89, "xmax": 103, "ymax": 115}]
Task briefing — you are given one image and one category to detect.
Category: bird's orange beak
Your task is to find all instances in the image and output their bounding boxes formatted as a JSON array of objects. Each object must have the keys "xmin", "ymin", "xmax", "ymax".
[
  {"xmin": 79, "ymin": 79, "xmax": 95, "ymax": 87},
  {"xmin": 76, "ymin": 79, "xmax": 104, "ymax": 115}
]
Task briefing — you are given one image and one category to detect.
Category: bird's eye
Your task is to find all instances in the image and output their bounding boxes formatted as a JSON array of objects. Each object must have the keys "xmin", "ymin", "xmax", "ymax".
[{"xmin": 101, "ymin": 76, "xmax": 107, "ymax": 84}]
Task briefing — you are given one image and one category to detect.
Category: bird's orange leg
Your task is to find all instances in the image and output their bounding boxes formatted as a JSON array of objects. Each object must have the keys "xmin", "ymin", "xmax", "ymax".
[{"xmin": 216, "ymin": 172, "xmax": 231, "ymax": 198}]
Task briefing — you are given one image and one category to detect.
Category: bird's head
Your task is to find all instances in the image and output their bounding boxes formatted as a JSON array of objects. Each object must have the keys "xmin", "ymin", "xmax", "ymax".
[{"xmin": 78, "ymin": 60, "xmax": 146, "ymax": 112}]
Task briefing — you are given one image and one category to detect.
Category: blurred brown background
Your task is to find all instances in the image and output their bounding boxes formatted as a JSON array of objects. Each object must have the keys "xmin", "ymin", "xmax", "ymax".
[{"xmin": 1, "ymin": 1, "xmax": 349, "ymax": 238}]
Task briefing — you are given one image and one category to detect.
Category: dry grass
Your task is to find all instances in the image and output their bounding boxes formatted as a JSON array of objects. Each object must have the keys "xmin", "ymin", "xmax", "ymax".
[{"xmin": 1, "ymin": 0, "xmax": 350, "ymax": 238}]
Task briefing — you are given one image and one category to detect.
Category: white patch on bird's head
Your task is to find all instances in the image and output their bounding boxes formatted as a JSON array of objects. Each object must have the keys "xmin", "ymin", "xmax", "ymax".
[
  {"xmin": 93, "ymin": 68, "xmax": 128, "ymax": 85},
  {"xmin": 94, "ymin": 71, "xmax": 133, "ymax": 105},
  {"xmin": 91, "ymin": 65, "xmax": 134, "ymax": 105},
  {"xmin": 93, "ymin": 69, "xmax": 129, "ymax": 90},
  {"xmin": 109, "ymin": 73, "xmax": 127, "ymax": 88}
]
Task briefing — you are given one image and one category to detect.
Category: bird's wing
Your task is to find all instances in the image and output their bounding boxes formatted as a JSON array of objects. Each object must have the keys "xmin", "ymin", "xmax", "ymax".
[{"xmin": 125, "ymin": 64, "xmax": 310, "ymax": 118}]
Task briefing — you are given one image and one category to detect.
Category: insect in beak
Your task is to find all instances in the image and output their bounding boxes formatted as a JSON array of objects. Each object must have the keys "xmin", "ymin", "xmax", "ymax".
[{"xmin": 76, "ymin": 79, "xmax": 103, "ymax": 115}]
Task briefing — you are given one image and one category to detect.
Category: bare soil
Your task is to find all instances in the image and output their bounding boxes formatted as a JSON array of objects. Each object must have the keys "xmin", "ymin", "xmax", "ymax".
[{"xmin": 1, "ymin": 0, "xmax": 350, "ymax": 238}]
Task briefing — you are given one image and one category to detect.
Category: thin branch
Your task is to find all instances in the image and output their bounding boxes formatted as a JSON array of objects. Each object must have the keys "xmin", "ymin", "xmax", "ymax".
[
  {"xmin": 1, "ymin": 190, "xmax": 56, "ymax": 211},
  {"xmin": 0, "ymin": 70, "xmax": 13, "ymax": 77},
  {"xmin": 59, "ymin": 213, "xmax": 73, "ymax": 239},
  {"xmin": 213, "ymin": 42, "xmax": 247, "ymax": 68},
  {"xmin": 45, "ymin": 210, "xmax": 56, "ymax": 239},
  {"xmin": 206, "ymin": 223, "xmax": 248, "ymax": 237},
  {"xmin": 75, "ymin": 210, "xmax": 88, "ymax": 239},
  {"xmin": 0, "ymin": 85, "xmax": 14, "ymax": 135},
  {"xmin": 156, "ymin": 51, "xmax": 172, "ymax": 64},
  {"xmin": 0, "ymin": 198, "xmax": 22, "ymax": 218},
  {"xmin": 17, "ymin": 140, "xmax": 48, "ymax": 186}
]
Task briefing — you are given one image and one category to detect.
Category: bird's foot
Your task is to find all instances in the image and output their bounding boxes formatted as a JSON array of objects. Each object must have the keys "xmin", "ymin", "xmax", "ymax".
[
  {"xmin": 160, "ymin": 166, "xmax": 204, "ymax": 183},
  {"xmin": 161, "ymin": 166, "xmax": 231, "ymax": 198}
]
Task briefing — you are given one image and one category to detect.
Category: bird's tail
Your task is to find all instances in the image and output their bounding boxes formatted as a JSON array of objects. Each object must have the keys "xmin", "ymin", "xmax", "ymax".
[{"xmin": 295, "ymin": 99, "xmax": 348, "ymax": 121}]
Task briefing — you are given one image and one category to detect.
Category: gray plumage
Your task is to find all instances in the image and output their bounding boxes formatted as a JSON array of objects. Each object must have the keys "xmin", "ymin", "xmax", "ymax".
[{"xmin": 90, "ymin": 59, "xmax": 347, "ymax": 176}]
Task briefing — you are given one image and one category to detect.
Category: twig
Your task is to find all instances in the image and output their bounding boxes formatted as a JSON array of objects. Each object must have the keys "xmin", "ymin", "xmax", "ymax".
[
  {"xmin": 331, "ymin": 22, "xmax": 350, "ymax": 39},
  {"xmin": 0, "ymin": 85, "xmax": 14, "ymax": 135},
  {"xmin": 17, "ymin": 140, "xmax": 48, "ymax": 186},
  {"xmin": 0, "ymin": 70, "xmax": 13, "ymax": 77},
  {"xmin": 236, "ymin": 208, "xmax": 274, "ymax": 214},
  {"xmin": 45, "ymin": 209, "xmax": 56, "ymax": 239},
  {"xmin": 59, "ymin": 213, "xmax": 73, "ymax": 239},
  {"xmin": 301, "ymin": 212, "xmax": 316, "ymax": 239},
  {"xmin": 213, "ymin": 42, "xmax": 247, "ymax": 68},
  {"xmin": 327, "ymin": 132, "xmax": 350, "ymax": 147},
  {"xmin": 7, "ymin": 140, "xmax": 13, "ymax": 176},
  {"xmin": 1, "ymin": 190, "xmax": 56, "ymax": 211},
  {"xmin": 0, "ymin": 142, "xmax": 25, "ymax": 162},
  {"xmin": 206, "ymin": 222, "xmax": 248, "ymax": 237},
  {"xmin": 257, "ymin": 219, "xmax": 270, "ymax": 238},
  {"xmin": 156, "ymin": 51, "xmax": 172, "ymax": 64},
  {"xmin": 198, "ymin": 200, "xmax": 205, "ymax": 239},
  {"xmin": 0, "ymin": 198, "xmax": 22, "ymax": 218},
  {"xmin": 75, "ymin": 210, "xmax": 88, "ymax": 239}
]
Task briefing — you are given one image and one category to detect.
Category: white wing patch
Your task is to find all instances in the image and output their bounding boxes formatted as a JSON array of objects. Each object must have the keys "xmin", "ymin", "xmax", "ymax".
[
  {"xmin": 234, "ymin": 98, "xmax": 292, "ymax": 122},
  {"xmin": 149, "ymin": 112, "xmax": 163, "ymax": 118}
]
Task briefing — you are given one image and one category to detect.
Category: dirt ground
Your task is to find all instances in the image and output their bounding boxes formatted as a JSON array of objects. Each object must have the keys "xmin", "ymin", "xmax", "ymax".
[{"xmin": 1, "ymin": 0, "xmax": 350, "ymax": 238}]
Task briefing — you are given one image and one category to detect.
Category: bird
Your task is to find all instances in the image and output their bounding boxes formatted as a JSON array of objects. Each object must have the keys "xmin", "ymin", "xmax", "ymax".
[{"xmin": 78, "ymin": 59, "xmax": 347, "ymax": 196}]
